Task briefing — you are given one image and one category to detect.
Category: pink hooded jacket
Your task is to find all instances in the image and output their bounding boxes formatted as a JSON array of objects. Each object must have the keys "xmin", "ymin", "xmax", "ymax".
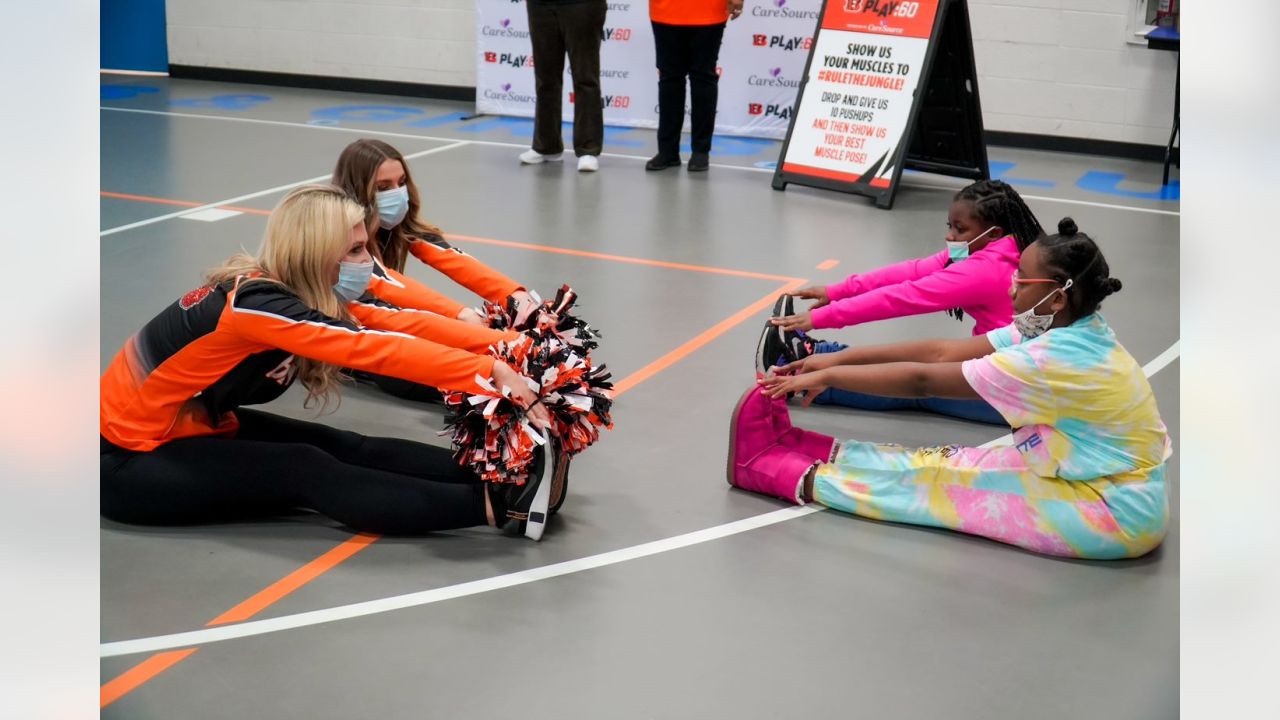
[{"xmin": 810, "ymin": 235, "xmax": 1021, "ymax": 336}]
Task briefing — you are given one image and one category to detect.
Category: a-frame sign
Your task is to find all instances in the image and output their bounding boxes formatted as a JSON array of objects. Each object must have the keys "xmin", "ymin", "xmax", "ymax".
[{"xmin": 771, "ymin": 0, "xmax": 989, "ymax": 209}]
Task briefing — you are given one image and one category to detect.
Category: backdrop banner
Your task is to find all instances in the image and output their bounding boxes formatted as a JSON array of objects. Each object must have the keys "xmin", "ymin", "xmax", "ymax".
[{"xmin": 475, "ymin": 0, "xmax": 824, "ymax": 139}]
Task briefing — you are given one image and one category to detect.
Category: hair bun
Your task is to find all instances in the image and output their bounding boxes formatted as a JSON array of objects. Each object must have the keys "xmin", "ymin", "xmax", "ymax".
[
  {"xmin": 1057, "ymin": 217, "xmax": 1078, "ymax": 236},
  {"xmin": 1095, "ymin": 276, "xmax": 1122, "ymax": 296}
]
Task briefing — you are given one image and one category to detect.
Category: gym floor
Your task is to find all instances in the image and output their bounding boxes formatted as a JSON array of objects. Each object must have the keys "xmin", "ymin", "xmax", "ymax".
[{"xmin": 100, "ymin": 75, "xmax": 1179, "ymax": 718}]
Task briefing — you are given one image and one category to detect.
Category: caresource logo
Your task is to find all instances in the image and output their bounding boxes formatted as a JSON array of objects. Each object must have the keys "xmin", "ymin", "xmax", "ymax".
[
  {"xmin": 569, "ymin": 92, "xmax": 632, "ymax": 109},
  {"xmin": 751, "ymin": 1, "xmax": 820, "ymax": 20},
  {"xmin": 483, "ymin": 84, "xmax": 537, "ymax": 103},
  {"xmin": 747, "ymin": 68, "xmax": 800, "ymax": 88},
  {"xmin": 751, "ymin": 34, "xmax": 813, "ymax": 51},
  {"xmin": 481, "ymin": 21, "xmax": 531, "ymax": 39},
  {"xmin": 483, "ymin": 51, "xmax": 533, "ymax": 68},
  {"xmin": 580, "ymin": 68, "xmax": 632, "ymax": 80},
  {"xmin": 606, "ymin": 2, "xmax": 632, "ymax": 10},
  {"xmin": 747, "ymin": 103, "xmax": 793, "ymax": 120}
]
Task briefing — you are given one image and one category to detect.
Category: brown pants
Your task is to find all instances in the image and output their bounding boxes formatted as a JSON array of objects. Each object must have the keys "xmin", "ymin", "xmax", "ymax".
[{"xmin": 526, "ymin": 0, "xmax": 606, "ymax": 156}]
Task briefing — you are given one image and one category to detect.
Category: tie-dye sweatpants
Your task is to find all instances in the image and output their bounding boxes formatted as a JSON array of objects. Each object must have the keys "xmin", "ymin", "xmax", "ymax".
[{"xmin": 811, "ymin": 440, "xmax": 1169, "ymax": 559}]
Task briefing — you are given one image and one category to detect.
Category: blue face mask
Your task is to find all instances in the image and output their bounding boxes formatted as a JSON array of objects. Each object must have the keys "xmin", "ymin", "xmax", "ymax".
[
  {"xmin": 333, "ymin": 260, "xmax": 374, "ymax": 301},
  {"xmin": 375, "ymin": 185, "xmax": 410, "ymax": 229},
  {"xmin": 946, "ymin": 225, "xmax": 999, "ymax": 262}
]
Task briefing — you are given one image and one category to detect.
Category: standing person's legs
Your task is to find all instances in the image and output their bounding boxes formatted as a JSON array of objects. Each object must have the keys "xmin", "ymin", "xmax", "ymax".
[
  {"xmin": 686, "ymin": 22, "xmax": 726, "ymax": 160},
  {"xmin": 808, "ymin": 440, "xmax": 1168, "ymax": 559},
  {"xmin": 100, "ymin": 417, "xmax": 489, "ymax": 535},
  {"xmin": 651, "ymin": 21, "xmax": 690, "ymax": 162},
  {"xmin": 562, "ymin": 0, "xmax": 606, "ymax": 157},
  {"xmin": 526, "ymin": 2, "xmax": 567, "ymax": 156}
]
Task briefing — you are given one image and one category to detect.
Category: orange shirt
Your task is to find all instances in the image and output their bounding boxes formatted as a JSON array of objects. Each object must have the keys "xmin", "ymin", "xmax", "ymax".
[
  {"xmin": 650, "ymin": 0, "xmax": 730, "ymax": 26},
  {"xmin": 100, "ymin": 275, "xmax": 499, "ymax": 451}
]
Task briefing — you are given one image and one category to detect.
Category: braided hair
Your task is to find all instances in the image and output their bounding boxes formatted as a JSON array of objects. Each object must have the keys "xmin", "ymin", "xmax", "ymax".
[
  {"xmin": 946, "ymin": 179, "xmax": 1046, "ymax": 321},
  {"xmin": 1037, "ymin": 217, "xmax": 1123, "ymax": 319}
]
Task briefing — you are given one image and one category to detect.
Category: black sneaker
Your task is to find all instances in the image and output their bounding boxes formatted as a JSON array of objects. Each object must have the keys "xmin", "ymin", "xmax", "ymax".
[
  {"xmin": 687, "ymin": 152, "xmax": 710, "ymax": 172},
  {"xmin": 497, "ymin": 436, "xmax": 559, "ymax": 541},
  {"xmin": 755, "ymin": 294, "xmax": 819, "ymax": 374},
  {"xmin": 645, "ymin": 154, "xmax": 682, "ymax": 171},
  {"xmin": 755, "ymin": 294, "xmax": 793, "ymax": 373}
]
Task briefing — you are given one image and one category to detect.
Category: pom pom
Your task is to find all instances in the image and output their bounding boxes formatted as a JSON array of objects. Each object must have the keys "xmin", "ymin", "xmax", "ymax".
[
  {"xmin": 443, "ymin": 330, "xmax": 613, "ymax": 486},
  {"xmin": 481, "ymin": 285, "xmax": 602, "ymax": 352}
]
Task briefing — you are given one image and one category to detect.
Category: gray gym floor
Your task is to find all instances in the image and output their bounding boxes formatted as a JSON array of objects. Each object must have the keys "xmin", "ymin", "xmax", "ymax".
[{"xmin": 100, "ymin": 76, "xmax": 1179, "ymax": 718}]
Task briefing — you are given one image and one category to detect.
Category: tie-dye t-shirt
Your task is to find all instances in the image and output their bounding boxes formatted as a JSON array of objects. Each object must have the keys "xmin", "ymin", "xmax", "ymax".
[{"xmin": 961, "ymin": 314, "xmax": 1171, "ymax": 481}]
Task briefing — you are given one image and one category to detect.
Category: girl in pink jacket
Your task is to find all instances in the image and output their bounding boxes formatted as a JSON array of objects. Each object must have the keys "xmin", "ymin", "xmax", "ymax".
[{"xmin": 756, "ymin": 180, "xmax": 1044, "ymax": 425}]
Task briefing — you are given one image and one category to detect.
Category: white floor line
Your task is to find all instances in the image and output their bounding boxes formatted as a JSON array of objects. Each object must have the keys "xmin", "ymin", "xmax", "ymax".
[
  {"xmin": 101, "ymin": 339, "xmax": 1181, "ymax": 659},
  {"xmin": 99, "ymin": 141, "xmax": 468, "ymax": 236},
  {"xmin": 100, "ymin": 505, "xmax": 824, "ymax": 658},
  {"xmin": 99, "ymin": 106, "xmax": 759, "ymax": 173},
  {"xmin": 1142, "ymin": 339, "xmax": 1181, "ymax": 376},
  {"xmin": 896, "ymin": 178, "xmax": 1180, "ymax": 216},
  {"xmin": 100, "ymin": 106, "xmax": 1179, "ymax": 216}
]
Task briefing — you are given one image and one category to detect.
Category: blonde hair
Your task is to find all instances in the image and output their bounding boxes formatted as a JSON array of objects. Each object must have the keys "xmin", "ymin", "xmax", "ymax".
[
  {"xmin": 206, "ymin": 184, "xmax": 366, "ymax": 411},
  {"xmin": 331, "ymin": 138, "xmax": 443, "ymax": 271}
]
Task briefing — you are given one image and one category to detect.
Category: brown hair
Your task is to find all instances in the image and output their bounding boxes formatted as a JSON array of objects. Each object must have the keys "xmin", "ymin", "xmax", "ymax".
[{"xmin": 330, "ymin": 138, "xmax": 443, "ymax": 272}]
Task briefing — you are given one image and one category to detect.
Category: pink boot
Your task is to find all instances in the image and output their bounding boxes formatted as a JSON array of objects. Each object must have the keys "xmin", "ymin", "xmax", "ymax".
[
  {"xmin": 779, "ymin": 428, "xmax": 837, "ymax": 464},
  {"xmin": 727, "ymin": 387, "xmax": 815, "ymax": 504},
  {"xmin": 757, "ymin": 387, "xmax": 838, "ymax": 464}
]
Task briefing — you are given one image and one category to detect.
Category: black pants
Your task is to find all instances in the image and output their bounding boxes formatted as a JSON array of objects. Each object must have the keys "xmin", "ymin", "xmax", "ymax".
[
  {"xmin": 527, "ymin": 0, "xmax": 606, "ymax": 156},
  {"xmin": 652, "ymin": 21, "xmax": 726, "ymax": 156},
  {"xmin": 348, "ymin": 368, "xmax": 444, "ymax": 404},
  {"xmin": 100, "ymin": 409, "xmax": 486, "ymax": 535}
]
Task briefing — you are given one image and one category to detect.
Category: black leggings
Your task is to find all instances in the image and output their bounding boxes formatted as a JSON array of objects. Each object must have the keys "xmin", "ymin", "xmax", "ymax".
[
  {"xmin": 100, "ymin": 409, "xmax": 487, "ymax": 535},
  {"xmin": 346, "ymin": 368, "xmax": 444, "ymax": 404}
]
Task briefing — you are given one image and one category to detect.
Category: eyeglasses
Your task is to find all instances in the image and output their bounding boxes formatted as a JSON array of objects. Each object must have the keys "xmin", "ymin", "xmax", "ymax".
[{"xmin": 1011, "ymin": 270, "xmax": 1060, "ymax": 286}]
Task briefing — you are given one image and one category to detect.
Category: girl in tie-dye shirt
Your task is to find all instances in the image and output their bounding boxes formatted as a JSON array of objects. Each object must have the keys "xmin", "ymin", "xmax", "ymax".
[{"xmin": 732, "ymin": 218, "xmax": 1170, "ymax": 559}]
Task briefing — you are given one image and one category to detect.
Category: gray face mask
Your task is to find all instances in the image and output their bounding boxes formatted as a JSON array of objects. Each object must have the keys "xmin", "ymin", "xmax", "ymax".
[{"xmin": 1012, "ymin": 279, "xmax": 1072, "ymax": 338}]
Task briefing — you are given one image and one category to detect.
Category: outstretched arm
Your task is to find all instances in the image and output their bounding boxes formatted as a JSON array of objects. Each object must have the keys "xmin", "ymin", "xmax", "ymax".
[
  {"xmin": 408, "ymin": 233, "xmax": 523, "ymax": 304},
  {"xmin": 779, "ymin": 334, "xmax": 995, "ymax": 375},
  {"xmin": 760, "ymin": 361, "xmax": 980, "ymax": 404},
  {"xmin": 824, "ymin": 251, "xmax": 948, "ymax": 302}
]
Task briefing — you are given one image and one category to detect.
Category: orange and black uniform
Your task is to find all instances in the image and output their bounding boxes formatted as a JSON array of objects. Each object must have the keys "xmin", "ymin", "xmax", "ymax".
[
  {"xmin": 360, "ymin": 232, "xmax": 523, "ymax": 402},
  {"xmin": 649, "ymin": 0, "xmax": 731, "ymax": 158},
  {"xmin": 100, "ymin": 275, "xmax": 505, "ymax": 534},
  {"xmin": 368, "ymin": 231, "xmax": 521, "ymax": 317}
]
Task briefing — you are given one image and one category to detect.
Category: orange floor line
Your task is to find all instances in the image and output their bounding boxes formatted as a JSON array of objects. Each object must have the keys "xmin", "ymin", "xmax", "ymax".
[
  {"xmin": 612, "ymin": 278, "xmax": 806, "ymax": 397},
  {"xmin": 100, "ymin": 649, "xmax": 199, "ymax": 709},
  {"xmin": 100, "ymin": 190, "xmax": 270, "ymax": 216},
  {"xmin": 446, "ymin": 233, "xmax": 797, "ymax": 282},
  {"xmin": 206, "ymin": 534, "xmax": 380, "ymax": 626},
  {"xmin": 100, "ymin": 191, "xmax": 797, "ymax": 282}
]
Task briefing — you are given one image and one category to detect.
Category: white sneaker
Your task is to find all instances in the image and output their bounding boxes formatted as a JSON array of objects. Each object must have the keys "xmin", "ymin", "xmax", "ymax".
[
  {"xmin": 577, "ymin": 155, "xmax": 599, "ymax": 172},
  {"xmin": 519, "ymin": 149, "xmax": 563, "ymax": 165}
]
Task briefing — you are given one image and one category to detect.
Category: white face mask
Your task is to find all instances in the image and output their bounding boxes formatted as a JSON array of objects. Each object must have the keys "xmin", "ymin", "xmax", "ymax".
[
  {"xmin": 1012, "ymin": 279, "xmax": 1072, "ymax": 339},
  {"xmin": 375, "ymin": 185, "xmax": 410, "ymax": 229},
  {"xmin": 946, "ymin": 226, "xmax": 999, "ymax": 262},
  {"xmin": 333, "ymin": 259, "xmax": 375, "ymax": 301}
]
